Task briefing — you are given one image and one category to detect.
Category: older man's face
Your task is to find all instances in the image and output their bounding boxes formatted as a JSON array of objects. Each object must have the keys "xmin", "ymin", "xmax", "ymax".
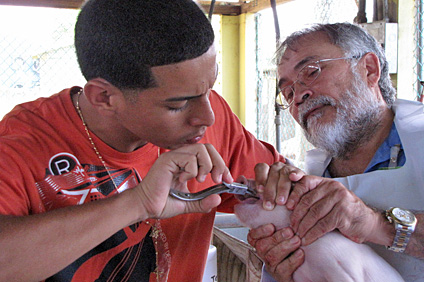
[{"xmin": 277, "ymin": 33, "xmax": 384, "ymax": 158}]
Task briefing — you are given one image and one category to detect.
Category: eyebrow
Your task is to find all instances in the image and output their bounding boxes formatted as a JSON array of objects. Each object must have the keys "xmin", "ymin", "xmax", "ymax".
[
  {"xmin": 294, "ymin": 56, "xmax": 317, "ymax": 70},
  {"xmin": 277, "ymin": 55, "xmax": 319, "ymax": 90},
  {"xmin": 164, "ymin": 94, "xmax": 203, "ymax": 102}
]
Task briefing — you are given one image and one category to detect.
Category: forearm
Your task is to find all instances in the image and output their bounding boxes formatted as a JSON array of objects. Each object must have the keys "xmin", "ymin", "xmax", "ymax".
[
  {"xmin": 405, "ymin": 213, "xmax": 424, "ymax": 259},
  {"xmin": 0, "ymin": 188, "xmax": 143, "ymax": 281},
  {"xmin": 0, "ymin": 144, "xmax": 227, "ymax": 281},
  {"xmin": 365, "ymin": 209, "xmax": 395, "ymax": 246}
]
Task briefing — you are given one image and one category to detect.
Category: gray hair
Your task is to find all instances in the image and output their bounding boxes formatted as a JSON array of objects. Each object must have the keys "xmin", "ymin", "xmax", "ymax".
[{"xmin": 275, "ymin": 22, "xmax": 396, "ymax": 106}]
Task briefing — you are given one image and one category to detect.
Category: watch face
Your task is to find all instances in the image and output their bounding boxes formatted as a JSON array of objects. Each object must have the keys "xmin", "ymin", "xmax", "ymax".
[{"xmin": 392, "ymin": 208, "xmax": 415, "ymax": 224}]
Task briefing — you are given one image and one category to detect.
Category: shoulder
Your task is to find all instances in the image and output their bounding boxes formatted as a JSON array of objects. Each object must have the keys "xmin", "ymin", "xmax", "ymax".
[
  {"xmin": 0, "ymin": 88, "xmax": 74, "ymax": 135},
  {"xmin": 209, "ymin": 90, "xmax": 232, "ymax": 112},
  {"xmin": 392, "ymin": 99, "xmax": 423, "ymax": 116},
  {"xmin": 0, "ymin": 88, "xmax": 78, "ymax": 155}
]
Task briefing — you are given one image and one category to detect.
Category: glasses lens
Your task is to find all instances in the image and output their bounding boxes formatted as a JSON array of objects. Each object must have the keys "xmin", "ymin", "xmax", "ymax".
[
  {"xmin": 298, "ymin": 63, "xmax": 320, "ymax": 86},
  {"xmin": 276, "ymin": 87, "xmax": 293, "ymax": 109}
]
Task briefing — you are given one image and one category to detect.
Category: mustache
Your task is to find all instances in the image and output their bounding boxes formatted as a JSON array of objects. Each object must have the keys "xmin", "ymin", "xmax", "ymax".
[{"xmin": 298, "ymin": 95, "xmax": 337, "ymax": 128}]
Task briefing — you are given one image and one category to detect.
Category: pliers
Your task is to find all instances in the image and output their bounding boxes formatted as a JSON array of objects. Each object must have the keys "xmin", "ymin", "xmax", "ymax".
[{"xmin": 169, "ymin": 182, "xmax": 257, "ymax": 201}]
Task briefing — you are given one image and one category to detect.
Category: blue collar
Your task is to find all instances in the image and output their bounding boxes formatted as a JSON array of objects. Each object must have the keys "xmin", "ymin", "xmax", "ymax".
[
  {"xmin": 323, "ymin": 122, "xmax": 405, "ymax": 177},
  {"xmin": 364, "ymin": 122, "xmax": 404, "ymax": 172}
]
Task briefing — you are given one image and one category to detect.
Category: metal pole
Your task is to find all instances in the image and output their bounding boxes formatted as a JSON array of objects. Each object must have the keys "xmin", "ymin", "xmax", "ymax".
[
  {"xmin": 208, "ymin": 0, "xmax": 216, "ymax": 21},
  {"xmin": 383, "ymin": 0, "xmax": 389, "ymax": 22},
  {"xmin": 270, "ymin": 0, "xmax": 282, "ymax": 152},
  {"xmin": 419, "ymin": 0, "xmax": 424, "ymax": 100},
  {"xmin": 355, "ymin": 0, "xmax": 367, "ymax": 23},
  {"xmin": 270, "ymin": 0, "xmax": 280, "ymax": 41}
]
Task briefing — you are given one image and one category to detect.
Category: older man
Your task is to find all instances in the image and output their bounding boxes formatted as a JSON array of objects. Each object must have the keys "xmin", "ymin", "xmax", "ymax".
[{"xmin": 250, "ymin": 22, "xmax": 424, "ymax": 282}]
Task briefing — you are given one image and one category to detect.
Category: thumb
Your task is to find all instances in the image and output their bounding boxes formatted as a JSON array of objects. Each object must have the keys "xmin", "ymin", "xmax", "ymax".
[{"xmin": 184, "ymin": 194, "xmax": 222, "ymax": 214}]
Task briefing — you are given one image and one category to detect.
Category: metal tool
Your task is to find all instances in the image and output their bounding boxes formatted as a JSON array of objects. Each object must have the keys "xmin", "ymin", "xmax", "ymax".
[{"xmin": 169, "ymin": 182, "xmax": 257, "ymax": 201}]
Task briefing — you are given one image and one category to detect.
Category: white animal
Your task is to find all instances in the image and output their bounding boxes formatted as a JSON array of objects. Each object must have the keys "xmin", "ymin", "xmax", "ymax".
[{"xmin": 234, "ymin": 197, "xmax": 405, "ymax": 282}]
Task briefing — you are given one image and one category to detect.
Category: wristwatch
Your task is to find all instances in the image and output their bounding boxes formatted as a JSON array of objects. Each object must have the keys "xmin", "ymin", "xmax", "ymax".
[{"xmin": 385, "ymin": 207, "xmax": 417, "ymax": 253}]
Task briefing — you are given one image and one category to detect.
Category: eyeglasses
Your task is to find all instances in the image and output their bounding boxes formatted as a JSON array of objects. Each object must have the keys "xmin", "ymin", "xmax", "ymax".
[{"xmin": 276, "ymin": 56, "xmax": 361, "ymax": 110}]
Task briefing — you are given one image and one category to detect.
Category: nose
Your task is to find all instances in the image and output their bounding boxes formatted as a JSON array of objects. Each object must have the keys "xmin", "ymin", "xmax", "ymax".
[
  {"xmin": 293, "ymin": 83, "xmax": 312, "ymax": 107},
  {"xmin": 188, "ymin": 96, "xmax": 215, "ymax": 127}
]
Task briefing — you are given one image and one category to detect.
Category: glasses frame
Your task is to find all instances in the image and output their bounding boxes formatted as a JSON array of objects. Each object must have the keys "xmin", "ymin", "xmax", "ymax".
[{"xmin": 276, "ymin": 55, "xmax": 361, "ymax": 110}]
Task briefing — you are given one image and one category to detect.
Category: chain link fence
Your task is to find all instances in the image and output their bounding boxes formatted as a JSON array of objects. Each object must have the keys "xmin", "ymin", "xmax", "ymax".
[
  {"xmin": 0, "ymin": 6, "xmax": 84, "ymax": 118},
  {"xmin": 0, "ymin": 2, "xmax": 378, "ymax": 168},
  {"xmin": 254, "ymin": 0, "xmax": 358, "ymax": 167},
  {"xmin": 415, "ymin": 0, "xmax": 424, "ymax": 100}
]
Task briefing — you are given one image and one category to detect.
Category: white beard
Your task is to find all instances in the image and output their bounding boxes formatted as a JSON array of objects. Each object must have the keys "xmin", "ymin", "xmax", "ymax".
[{"xmin": 299, "ymin": 71, "xmax": 385, "ymax": 159}]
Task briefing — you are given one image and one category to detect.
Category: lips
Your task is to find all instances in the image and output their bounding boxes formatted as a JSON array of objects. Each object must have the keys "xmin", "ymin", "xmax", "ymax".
[
  {"xmin": 303, "ymin": 105, "xmax": 326, "ymax": 121},
  {"xmin": 186, "ymin": 135, "xmax": 203, "ymax": 144},
  {"xmin": 301, "ymin": 104, "xmax": 325, "ymax": 125},
  {"xmin": 298, "ymin": 95, "xmax": 337, "ymax": 129},
  {"xmin": 185, "ymin": 131, "xmax": 206, "ymax": 144}
]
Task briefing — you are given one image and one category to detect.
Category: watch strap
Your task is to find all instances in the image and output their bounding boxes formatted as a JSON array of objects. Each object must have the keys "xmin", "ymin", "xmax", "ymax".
[{"xmin": 387, "ymin": 222, "xmax": 414, "ymax": 252}]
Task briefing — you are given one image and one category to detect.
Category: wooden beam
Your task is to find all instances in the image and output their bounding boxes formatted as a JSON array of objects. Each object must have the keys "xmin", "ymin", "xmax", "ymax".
[
  {"xmin": 0, "ymin": 0, "xmax": 293, "ymax": 13},
  {"xmin": 1, "ymin": 0, "xmax": 243, "ymax": 11},
  {"xmin": 241, "ymin": 0, "xmax": 292, "ymax": 14},
  {"xmin": 200, "ymin": 4, "xmax": 242, "ymax": 15},
  {"xmin": 0, "ymin": 0, "xmax": 83, "ymax": 9},
  {"xmin": 199, "ymin": 0, "xmax": 294, "ymax": 15}
]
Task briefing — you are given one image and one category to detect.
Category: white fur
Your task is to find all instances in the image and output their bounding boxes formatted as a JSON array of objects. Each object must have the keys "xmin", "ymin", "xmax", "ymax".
[{"xmin": 234, "ymin": 198, "xmax": 405, "ymax": 282}]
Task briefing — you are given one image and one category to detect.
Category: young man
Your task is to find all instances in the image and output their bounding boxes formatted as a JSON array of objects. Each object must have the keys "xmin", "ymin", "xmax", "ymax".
[
  {"xmin": 0, "ymin": 1, "xmax": 286, "ymax": 281},
  {"xmin": 249, "ymin": 23, "xmax": 424, "ymax": 282}
]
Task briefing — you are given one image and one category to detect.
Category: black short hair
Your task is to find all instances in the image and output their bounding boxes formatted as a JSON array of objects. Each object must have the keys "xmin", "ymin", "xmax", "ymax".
[{"xmin": 75, "ymin": 0, "xmax": 215, "ymax": 90}]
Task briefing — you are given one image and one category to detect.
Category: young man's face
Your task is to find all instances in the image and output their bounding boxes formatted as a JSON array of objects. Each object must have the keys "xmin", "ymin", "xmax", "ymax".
[{"xmin": 117, "ymin": 45, "xmax": 218, "ymax": 150}]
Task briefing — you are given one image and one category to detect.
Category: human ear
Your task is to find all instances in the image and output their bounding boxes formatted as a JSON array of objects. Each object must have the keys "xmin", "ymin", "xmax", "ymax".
[
  {"xmin": 83, "ymin": 78, "xmax": 122, "ymax": 114},
  {"xmin": 361, "ymin": 52, "xmax": 381, "ymax": 87}
]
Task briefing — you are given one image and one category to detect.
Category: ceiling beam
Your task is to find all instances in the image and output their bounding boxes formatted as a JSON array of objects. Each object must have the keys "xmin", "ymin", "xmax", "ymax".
[
  {"xmin": 199, "ymin": 3, "xmax": 242, "ymax": 15},
  {"xmin": 0, "ymin": 0, "xmax": 83, "ymax": 9},
  {"xmin": 0, "ymin": 0, "xmax": 292, "ymax": 13},
  {"xmin": 241, "ymin": 0, "xmax": 292, "ymax": 14},
  {"xmin": 199, "ymin": 0, "xmax": 292, "ymax": 15}
]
